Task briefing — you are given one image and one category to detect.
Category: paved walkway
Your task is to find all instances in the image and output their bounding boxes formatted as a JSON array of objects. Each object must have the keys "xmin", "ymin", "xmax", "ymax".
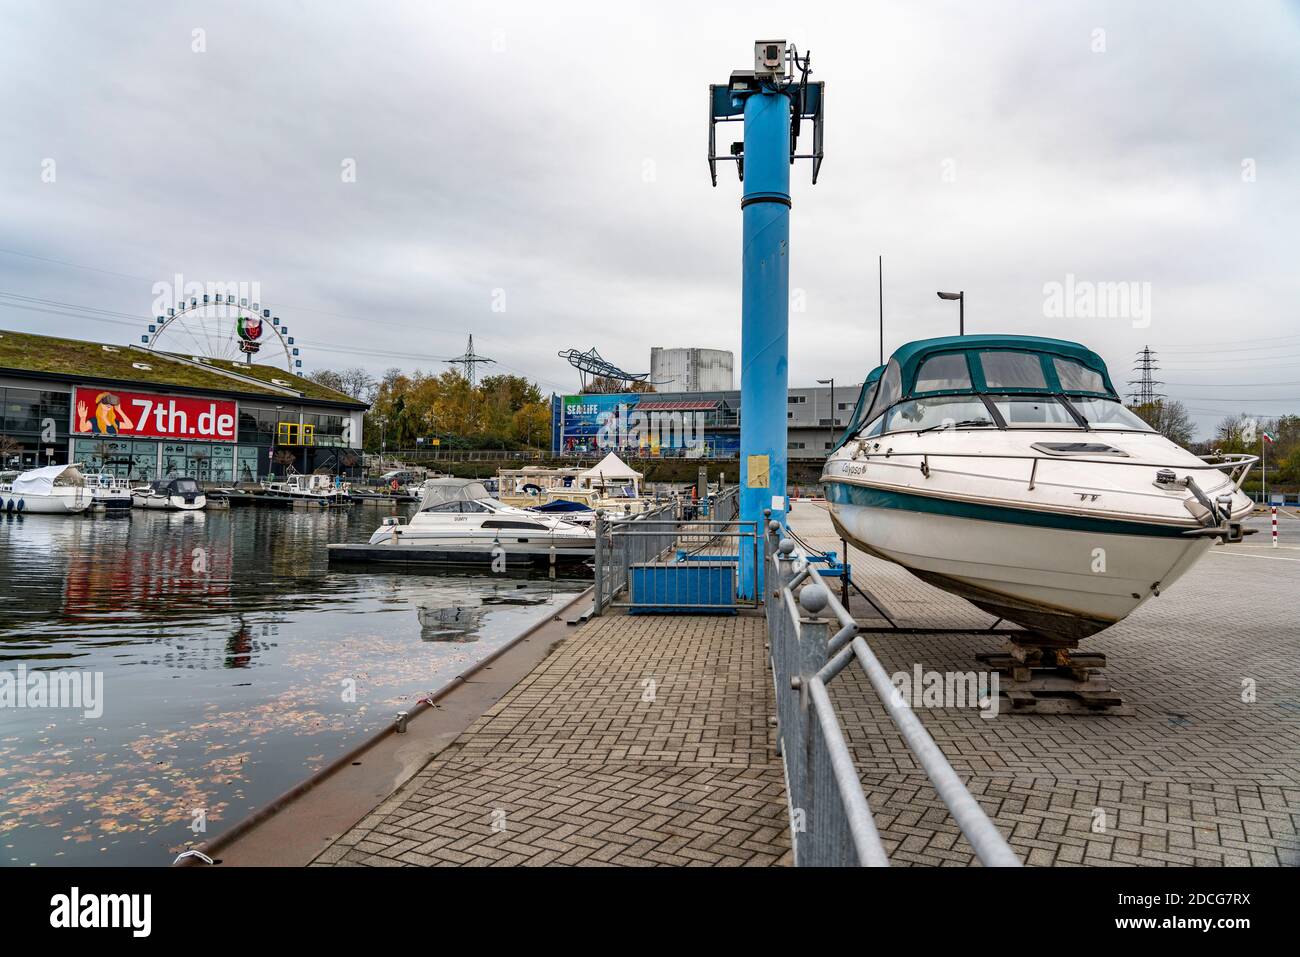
[
  {"xmin": 314, "ymin": 506, "xmax": 1298, "ymax": 867},
  {"xmin": 800, "ymin": 505, "xmax": 1300, "ymax": 867},
  {"xmin": 313, "ymin": 613, "xmax": 790, "ymax": 866}
]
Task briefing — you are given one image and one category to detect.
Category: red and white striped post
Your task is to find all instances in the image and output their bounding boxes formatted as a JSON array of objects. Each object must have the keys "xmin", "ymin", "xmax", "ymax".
[{"xmin": 1272, "ymin": 505, "xmax": 1278, "ymax": 548}]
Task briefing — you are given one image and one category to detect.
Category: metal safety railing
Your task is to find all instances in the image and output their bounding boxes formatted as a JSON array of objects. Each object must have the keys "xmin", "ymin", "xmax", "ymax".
[
  {"xmin": 765, "ymin": 516, "xmax": 1020, "ymax": 867},
  {"xmin": 592, "ymin": 487, "xmax": 758, "ymax": 613}
]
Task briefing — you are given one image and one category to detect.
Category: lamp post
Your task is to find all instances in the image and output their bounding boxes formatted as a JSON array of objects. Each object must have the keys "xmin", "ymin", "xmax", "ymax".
[
  {"xmin": 817, "ymin": 377, "xmax": 835, "ymax": 446},
  {"xmin": 937, "ymin": 290, "xmax": 964, "ymax": 335}
]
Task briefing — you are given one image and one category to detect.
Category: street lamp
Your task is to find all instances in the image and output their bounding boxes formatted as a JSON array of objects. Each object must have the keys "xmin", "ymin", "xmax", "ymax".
[
  {"xmin": 817, "ymin": 377, "xmax": 835, "ymax": 445},
  {"xmin": 937, "ymin": 290, "xmax": 964, "ymax": 335}
]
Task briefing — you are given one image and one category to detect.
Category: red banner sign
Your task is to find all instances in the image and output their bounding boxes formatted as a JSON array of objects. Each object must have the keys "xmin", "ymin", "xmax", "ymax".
[{"xmin": 73, "ymin": 387, "xmax": 238, "ymax": 442}]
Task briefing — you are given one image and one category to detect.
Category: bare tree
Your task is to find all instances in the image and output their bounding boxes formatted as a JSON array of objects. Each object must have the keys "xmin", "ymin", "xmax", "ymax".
[
  {"xmin": 0, "ymin": 435, "xmax": 24, "ymax": 467},
  {"xmin": 1130, "ymin": 400, "xmax": 1195, "ymax": 447},
  {"xmin": 307, "ymin": 367, "xmax": 378, "ymax": 403}
]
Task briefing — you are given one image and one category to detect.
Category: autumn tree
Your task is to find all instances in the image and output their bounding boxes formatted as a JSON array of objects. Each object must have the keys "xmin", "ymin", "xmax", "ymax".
[{"xmin": 336, "ymin": 365, "xmax": 555, "ymax": 452}]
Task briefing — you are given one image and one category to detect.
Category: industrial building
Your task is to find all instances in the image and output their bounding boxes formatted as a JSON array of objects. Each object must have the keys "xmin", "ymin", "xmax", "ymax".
[
  {"xmin": 0, "ymin": 329, "xmax": 368, "ymax": 481},
  {"xmin": 551, "ymin": 380, "xmax": 859, "ymax": 461},
  {"xmin": 649, "ymin": 347, "xmax": 734, "ymax": 393}
]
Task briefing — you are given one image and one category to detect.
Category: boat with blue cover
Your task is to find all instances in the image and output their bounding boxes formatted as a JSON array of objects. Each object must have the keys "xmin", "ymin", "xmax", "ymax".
[{"xmin": 821, "ymin": 335, "xmax": 1257, "ymax": 640}]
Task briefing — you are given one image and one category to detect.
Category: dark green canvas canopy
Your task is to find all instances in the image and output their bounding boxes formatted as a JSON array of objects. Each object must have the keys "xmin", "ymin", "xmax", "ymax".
[
  {"xmin": 832, "ymin": 365, "xmax": 884, "ymax": 452},
  {"xmin": 861, "ymin": 334, "xmax": 1118, "ymax": 427}
]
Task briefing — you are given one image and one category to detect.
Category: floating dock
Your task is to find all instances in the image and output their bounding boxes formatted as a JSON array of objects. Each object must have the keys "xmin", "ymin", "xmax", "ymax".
[{"xmin": 326, "ymin": 541, "xmax": 593, "ymax": 570}]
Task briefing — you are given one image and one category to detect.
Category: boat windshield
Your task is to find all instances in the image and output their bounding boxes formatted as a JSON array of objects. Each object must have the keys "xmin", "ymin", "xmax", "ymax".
[
  {"xmin": 417, "ymin": 479, "xmax": 494, "ymax": 513},
  {"xmin": 1065, "ymin": 397, "xmax": 1155, "ymax": 431},
  {"xmin": 173, "ymin": 479, "xmax": 200, "ymax": 493},
  {"xmin": 882, "ymin": 397, "xmax": 995, "ymax": 434},
  {"xmin": 421, "ymin": 499, "xmax": 491, "ymax": 514},
  {"xmin": 842, "ymin": 338, "xmax": 1136, "ymax": 445},
  {"xmin": 986, "ymin": 395, "xmax": 1077, "ymax": 428}
]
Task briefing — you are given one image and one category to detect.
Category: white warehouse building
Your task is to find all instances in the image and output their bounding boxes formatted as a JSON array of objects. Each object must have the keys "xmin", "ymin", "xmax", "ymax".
[{"xmin": 649, "ymin": 347, "xmax": 734, "ymax": 393}]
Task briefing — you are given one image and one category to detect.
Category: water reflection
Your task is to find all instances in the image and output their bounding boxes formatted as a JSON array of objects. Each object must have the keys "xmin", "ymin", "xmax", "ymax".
[{"xmin": 0, "ymin": 507, "xmax": 586, "ymax": 865}]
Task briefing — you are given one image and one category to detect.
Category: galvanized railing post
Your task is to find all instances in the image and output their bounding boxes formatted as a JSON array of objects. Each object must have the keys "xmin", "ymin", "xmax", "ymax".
[
  {"xmin": 593, "ymin": 509, "xmax": 605, "ymax": 615},
  {"xmin": 792, "ymin": 581, "xmax": 834, "ymax": 865}
]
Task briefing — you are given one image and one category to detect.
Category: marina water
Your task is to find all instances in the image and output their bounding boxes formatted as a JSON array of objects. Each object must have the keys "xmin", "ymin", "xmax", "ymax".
[{"xmin": 0, "ymin": 505, "xmax": 585, "ymax": 866}]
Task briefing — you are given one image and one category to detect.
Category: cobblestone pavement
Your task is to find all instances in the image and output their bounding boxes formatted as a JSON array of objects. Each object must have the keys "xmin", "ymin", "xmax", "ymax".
[
  {"xmin": 799, "ymin": 504, "xmax": 1300, "ymax": 866},
  {"xmin": 314, "ymin": 506, "xmax": 1297, "ymax": 867},
  {"xmin": 313, "ymin": 614, "xmax": 790, "ymax": 866}
]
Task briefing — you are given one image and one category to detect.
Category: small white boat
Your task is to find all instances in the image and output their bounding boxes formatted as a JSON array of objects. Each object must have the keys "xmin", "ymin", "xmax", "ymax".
[
  {"xmin": 526, "ymin": 488, "xmax": 635, "ymax": 526},
  {"xmin": 328, "ymin": 477, "xmax": 594, "ymax": 568},
  {"xmin": 572, "ymin": 452, "xmax": 653, "ymax": 515},
  {"xmin": 85, "ymin": 472, "xmax": 134, "ymax": 512},
  {"xmin": 261, "ymin": 473, "xmax": 349, "ymax": 507},
  {"xmin": 132, "ymin": 477, "xmax": 206, "ymax": 511},
  {"xmin": 0, "ymin": 464, "xmax": 93, "ymax": 514},
  {"xmin": 822, "ymin": 335, "xmax": 1256, "ymax": 641}
]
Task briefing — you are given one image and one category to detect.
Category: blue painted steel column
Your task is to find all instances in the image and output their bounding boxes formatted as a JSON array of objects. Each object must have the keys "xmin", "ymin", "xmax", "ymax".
[{"xmin": 739, "ymin": 89, "xmax": 791, "ymax": 597}]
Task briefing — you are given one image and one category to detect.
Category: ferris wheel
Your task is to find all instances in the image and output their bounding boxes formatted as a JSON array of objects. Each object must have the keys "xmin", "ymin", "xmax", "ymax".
[{"xmin": 141, "ymin": 294, "xmax": 302, "ymax": 371}]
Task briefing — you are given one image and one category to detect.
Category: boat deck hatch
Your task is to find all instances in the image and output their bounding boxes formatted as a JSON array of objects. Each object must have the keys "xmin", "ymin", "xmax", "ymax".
[{"xmin": 1031, "ymin": 441, "xmax": 1127, "ymax": 456}]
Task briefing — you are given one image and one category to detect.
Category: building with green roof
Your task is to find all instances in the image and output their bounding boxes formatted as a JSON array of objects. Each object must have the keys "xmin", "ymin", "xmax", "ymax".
[{"xmin": 0, "ymin": 328, "xmax": 369, "ymax": 482}]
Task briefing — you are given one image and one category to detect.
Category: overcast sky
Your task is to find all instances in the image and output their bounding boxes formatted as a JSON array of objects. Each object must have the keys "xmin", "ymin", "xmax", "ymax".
[{"xmin": 1, "ymin": 0, "xmax": 1297, "ymax": 437}]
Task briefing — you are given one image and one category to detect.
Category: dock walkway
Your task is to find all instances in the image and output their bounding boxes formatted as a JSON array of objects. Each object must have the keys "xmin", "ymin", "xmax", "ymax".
[
  {"xmin": 313, "ymin": 612, "xmax": 790, "ymax": 866},
  {"xmin": 310, "ymin": 503, "xmax": 1299, "ymax": 867}
]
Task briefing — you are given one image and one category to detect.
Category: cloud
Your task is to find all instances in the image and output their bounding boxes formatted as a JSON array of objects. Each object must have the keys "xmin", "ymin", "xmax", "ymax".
[{"xmin": 1, "ymin": 0, "xmax": 1297, "ymax": 435}]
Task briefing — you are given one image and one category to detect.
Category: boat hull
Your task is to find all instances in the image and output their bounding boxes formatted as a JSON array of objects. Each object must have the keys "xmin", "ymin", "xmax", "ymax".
[
  {"xmin": 132, "ymin": 492, "xmax": 206, "ymax": 511},
  {"xmin": 0, "ymin": 491, "xmax": 90, "ymax": 514},
  {"xmin": 92, "ymin": 492, "xmax": 133, "ymax": 511},
  {"xmin": 329, "ymin": 540, "xmax": 593, "ymax": 570},
  {"xmin": 825, "ymin": 481, "xmax": 1213, "ymax": 640}
]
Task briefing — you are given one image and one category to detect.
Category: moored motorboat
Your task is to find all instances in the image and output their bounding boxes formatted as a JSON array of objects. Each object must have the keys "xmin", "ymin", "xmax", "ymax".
[
  {"xmin": 132, "ymin": 477, "xmax": 206, "ymax": 511},
  {"xmin": 328, "ymin": 477, "xmax": 595, "ymax": 568},
  {"xmin": 821, "ymin": 335, "xmax": 1256, "ymax": 640},
  {"xmin": 261, "ymin": 472, "xmax": 350, "ymax": 507},
  {"xmin": 497, "ymin": 454, "xmax": 650, "ymax": 519},
  {"xmin": 0, "ymin": 464, "xmax": 92, "ymax": 514},
  {"xmin": 85, "ymin": 471, "xmax": 134, "ymax": 512}
]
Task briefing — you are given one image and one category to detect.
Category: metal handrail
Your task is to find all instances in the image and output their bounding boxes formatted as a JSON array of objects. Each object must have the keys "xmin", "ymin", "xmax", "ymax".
[
  {"xmin": 833, "ymin": 449, "xmax": 1257, "ymax": 496},
  {"xmin": 766, "ymin": 517, "xmax": 1020, "ymax": 867},
  {"xmin": 842, "ymin": 447, "xmax": 1258, "ymax": 478},
  {"xmin": 592, "ymin": 487, "xmax": 744, "ymax": 613},
  {"xmin": 842, "ymin": 447, "xmax": 1258, "ymax": 474}
]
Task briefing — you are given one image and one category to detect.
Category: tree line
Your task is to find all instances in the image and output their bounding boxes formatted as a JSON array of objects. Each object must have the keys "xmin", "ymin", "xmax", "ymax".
[
  {"xmin": 307, "ymin": 366, "xmax": 552, "ymax": 451},
  {"xmin": 1132, "ymin": 400, "xmax": 1299, "ymax": 489}
]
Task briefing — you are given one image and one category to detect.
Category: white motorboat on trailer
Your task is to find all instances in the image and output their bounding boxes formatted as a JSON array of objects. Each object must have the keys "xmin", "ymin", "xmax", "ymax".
[
  {"xmin": 132, "ymin": 477, "xmax": 206, "ymax": 511},
  {"xmin": 328, "ymin": 477, "xmax": 595, "ymax": 568},
  {"xmin": 0, "ymin": 464, "xmax": 92, "ymax": 514},
  {"xmin": 821, "ymin": 335, "xmax": 1257, "ymax": 641}
]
